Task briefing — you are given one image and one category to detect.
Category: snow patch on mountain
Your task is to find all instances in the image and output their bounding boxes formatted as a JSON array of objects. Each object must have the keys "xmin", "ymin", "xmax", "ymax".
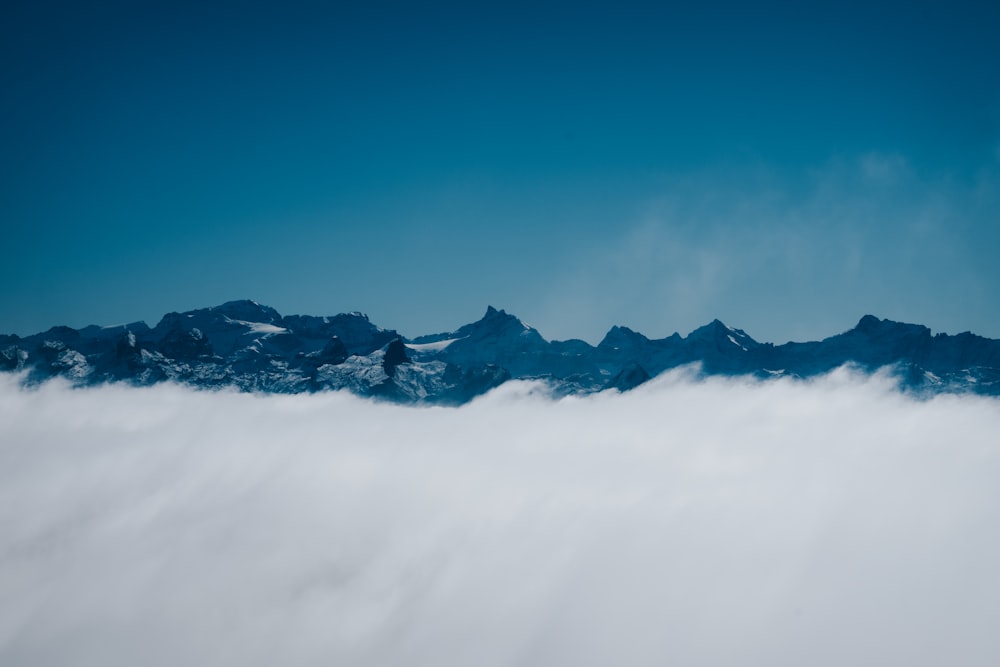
[{"xmin": 406, "ymin": 337, "xmax": 464, "ymax": 352}]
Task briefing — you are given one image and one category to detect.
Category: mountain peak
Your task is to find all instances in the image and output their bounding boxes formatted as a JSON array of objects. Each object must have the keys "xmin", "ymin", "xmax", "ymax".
[
  {"xmin": 687, "ymin": 319, "xmax": 728, "ymax": 336},
  {"xmin": 598, "ymin": 325, "xmax": 650, "ymax": 349},
  {"xmin": 851, "ymin": 314, "xmax": 931, "ymax": 339},
  {"xmin": 686, "ymin": 319, "xmax": 759, "ymax": 351},
  {"xmin": 483, "ymin": 305, "xmax": 517, "ymax": 321},
  {"xmin": 686, "ymin": 319, "xmax": 725, "ymax": 339},
  {"xmin": 473, "ymin": 306, "xmax": 530, "ymax": 330},
  {"xmin": 856, "ymin": 314, "xmax": 882, "ymax": 332},
  {"xmin": 212, "ymin": 300, "xmax": 282, "ymax": 323}
]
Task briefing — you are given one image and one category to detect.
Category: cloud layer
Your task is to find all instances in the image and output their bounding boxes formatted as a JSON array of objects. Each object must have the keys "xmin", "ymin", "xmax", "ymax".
[{"xmin": 2, "ymin": 371, "xmax": 1000, "ymax": 666}]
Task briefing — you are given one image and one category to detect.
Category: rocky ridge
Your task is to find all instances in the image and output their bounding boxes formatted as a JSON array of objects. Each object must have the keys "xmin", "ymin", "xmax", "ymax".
[{"xmin": 2, "ymin": 300, "xmax": 998, "ymax": 403}]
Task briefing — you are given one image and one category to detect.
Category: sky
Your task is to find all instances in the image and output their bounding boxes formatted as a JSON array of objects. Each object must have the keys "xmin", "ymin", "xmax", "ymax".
[
  {"xmin": 2, "ymin": 1, "xmax": 999, "ymax": 343},
  {"xmin": 3, "ymin": 370, "xmax": 1000, "ymax": 665}
]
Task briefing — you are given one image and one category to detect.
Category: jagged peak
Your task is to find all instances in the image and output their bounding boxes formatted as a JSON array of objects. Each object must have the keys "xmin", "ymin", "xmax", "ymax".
[
  {"xmin": 598, "ymin": 325, "xmax": 650, "ymax": 348},
  {"xmin": 686, "ymin": 319, "xmax": 729, "ymax": 339},
  {"xmin": 852, "ymin": 314, "xmax": 931, "ymax": 337},
  {"xmin": 470, "ymin": 306, "xmax": 531, "ymax": 330},
  {"xmin": 323, "ymin": 311, "xmax": 378, "ymax": 326},
  {"xmin": 418, "ymin": 305, "xmax": 543, "ymax": 345},
  {"xmin": 482, "ymin": 305, "xmax": 520, "ymax": 322},
  {"xmin": 685, "ymin": 319, "xmax": 759, "ymax": 350}
]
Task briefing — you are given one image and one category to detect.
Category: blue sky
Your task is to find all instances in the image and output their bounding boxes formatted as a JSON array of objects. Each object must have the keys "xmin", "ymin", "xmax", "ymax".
[{"xmin": 2, "ymin": 1, "xmax": 998, "ymax": 343}]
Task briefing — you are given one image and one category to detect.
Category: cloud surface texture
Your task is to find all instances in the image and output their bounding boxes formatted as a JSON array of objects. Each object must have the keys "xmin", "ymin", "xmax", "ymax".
[{"xmin": 2, "ymin": 369, "xmax": 999, "ymax": 666}]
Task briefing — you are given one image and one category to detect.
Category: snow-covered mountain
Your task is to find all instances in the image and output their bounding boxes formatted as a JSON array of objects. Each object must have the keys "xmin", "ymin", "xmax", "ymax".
[{"xmin": 2, "ymin": 300, "xmax": 998, "ymax": 402}]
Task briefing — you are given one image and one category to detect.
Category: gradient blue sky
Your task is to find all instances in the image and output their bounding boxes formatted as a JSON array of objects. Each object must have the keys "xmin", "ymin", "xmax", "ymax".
[{"xmin": 3, "ymin": 1, "xmax": 998, "ymax": 343}]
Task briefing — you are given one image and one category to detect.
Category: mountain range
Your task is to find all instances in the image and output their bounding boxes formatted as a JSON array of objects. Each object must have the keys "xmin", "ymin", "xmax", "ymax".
[{"xmin": 2, "ymin": 300, "xmax": 998, "ymax": 403}]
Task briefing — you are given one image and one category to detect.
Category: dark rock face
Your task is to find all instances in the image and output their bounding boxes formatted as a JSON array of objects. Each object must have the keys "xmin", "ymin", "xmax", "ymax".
[
  {"xmin": 605, "ymin": 363, "xmax": 651, "ymax": 392},
  {"xmin": 381, "ymin": 339, "xmax": 410, "ymax": 377},
  {"xmin": 160, "ymin": 326, "xmax": 213, "ymax": 360},
  {"xmin": 3, "ymin": 303, "xmax": 999, "ymax": 403},
  {"xmin": 318, "ymin": 337, "xmax": 349, "ymax": 365}
]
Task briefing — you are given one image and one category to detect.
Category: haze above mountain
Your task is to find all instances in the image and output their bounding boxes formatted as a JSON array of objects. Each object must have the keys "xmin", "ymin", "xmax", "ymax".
[{"xmin": 2, "ymin": 300, "xmax": 998, "ymax": 403}]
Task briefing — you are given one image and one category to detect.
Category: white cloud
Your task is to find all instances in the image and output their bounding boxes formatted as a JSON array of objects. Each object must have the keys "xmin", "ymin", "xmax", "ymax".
[{"xmin": 1, "ymin": 373, "xmax": 1000, "ymax": 666}]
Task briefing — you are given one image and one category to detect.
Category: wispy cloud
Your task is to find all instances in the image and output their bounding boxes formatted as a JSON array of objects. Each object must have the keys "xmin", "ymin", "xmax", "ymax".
[
  {"xmin": 2, "ymin": 374, "xmax": 999, "ymax": 665},
  {"xmin": 532, "ymin": 156, "xmax": 1000, "ymax": 344}
]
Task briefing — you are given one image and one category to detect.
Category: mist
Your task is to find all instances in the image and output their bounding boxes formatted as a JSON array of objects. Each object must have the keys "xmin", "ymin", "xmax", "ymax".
[{"xmin": 2, "ymin": 369, "xmax": 999, "ymax": 666}]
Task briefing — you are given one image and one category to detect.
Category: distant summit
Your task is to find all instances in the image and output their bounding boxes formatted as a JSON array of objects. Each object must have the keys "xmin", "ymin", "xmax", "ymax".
[{"xmin": 2, "ymin": 303, "xmax": 998, "ymax": 403}]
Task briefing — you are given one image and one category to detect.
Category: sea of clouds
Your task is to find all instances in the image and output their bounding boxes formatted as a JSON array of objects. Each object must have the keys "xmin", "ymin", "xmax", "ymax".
[{"xmin": 2, "ymin": 368, "xmax": 999, "ymax": 666}]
